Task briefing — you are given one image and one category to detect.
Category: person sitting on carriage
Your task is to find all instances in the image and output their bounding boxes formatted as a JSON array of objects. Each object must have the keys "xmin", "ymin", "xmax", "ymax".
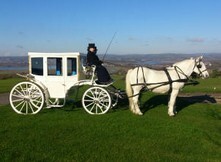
[{"xmin": 86, "ymin": 43, "xmax": 113, "ymax": 84}]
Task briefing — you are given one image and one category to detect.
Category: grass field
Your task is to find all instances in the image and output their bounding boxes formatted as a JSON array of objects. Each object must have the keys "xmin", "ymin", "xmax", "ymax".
[
  {"xmin": 181, "ymin": 78, "xmax": 221, "ymax": 93},
  {"xmin": 0, "ymin": 76, "xmax": 221, "ymax": 161},
  {"xmin": 0, "ymin": 77, "xmax": 24, "ymax": 93}
]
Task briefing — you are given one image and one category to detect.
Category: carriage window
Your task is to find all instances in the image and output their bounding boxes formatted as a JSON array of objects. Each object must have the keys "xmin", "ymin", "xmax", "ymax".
[
  {"xmin": 31, "ymin": 57, "xmax": 43, "ymax": 75},
  {"xmin": 47, "ymin": 58, "xmax": 62, "ymax": 76},
  {"xmin": 67, "ymin": 58, "xmax": 77, "ymax": 76}
]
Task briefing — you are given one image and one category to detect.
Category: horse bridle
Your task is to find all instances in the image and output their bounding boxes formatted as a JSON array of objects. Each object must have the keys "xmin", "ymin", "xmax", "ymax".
[
  {"xmin": 194, "ymin": 59, "xmax": 207, "ymax": 77},
  {"xmin": 174, "ymin": 59, "xmax": 207, "ymax": 79}
]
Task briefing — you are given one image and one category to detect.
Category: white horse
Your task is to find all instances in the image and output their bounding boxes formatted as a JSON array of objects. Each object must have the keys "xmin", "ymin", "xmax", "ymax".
[{"xmin": 126, "ymin": 56, "xmax": 209, "ymax": 116}]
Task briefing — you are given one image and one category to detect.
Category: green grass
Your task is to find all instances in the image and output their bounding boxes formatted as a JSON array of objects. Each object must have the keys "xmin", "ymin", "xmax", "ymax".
[
  {"xmin": 0, "ymin": 76, "xmax": 221, "ymax": 161},
  {"xmin": 181, "ymin": 78, "xmax": 221, "ymax": 93},
  {"xmin": 0, "ymin": 102, "xmax": 220, "ymax": 161},
  {"xmin": 0, "ymin": 77, "xmax": 24, "ymax": 93}
]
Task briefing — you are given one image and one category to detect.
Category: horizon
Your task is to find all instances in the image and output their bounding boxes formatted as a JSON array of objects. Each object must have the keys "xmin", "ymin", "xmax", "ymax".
[
  {"xmin": 1, "ymin": 52, "xmax": 221, "ymax": 57},
  {"xmin": 1, "ymin": 0, "xmax": 221, "ymax": 56},
  {"xmin": 1, "ymin": 52, "xmax": 221, "ymax": 72}
]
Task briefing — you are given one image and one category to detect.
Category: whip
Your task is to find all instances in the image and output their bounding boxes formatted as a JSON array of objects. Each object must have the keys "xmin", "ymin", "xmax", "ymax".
[{"xmin": 102, "ymin": 32, "xmax": 117, "ymax": 61}]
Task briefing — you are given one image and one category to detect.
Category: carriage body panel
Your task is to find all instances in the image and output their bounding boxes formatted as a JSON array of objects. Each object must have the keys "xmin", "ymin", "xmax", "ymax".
[{"xmin": 28, "ymin": 52, "xmax": 81, "ymax": 98}]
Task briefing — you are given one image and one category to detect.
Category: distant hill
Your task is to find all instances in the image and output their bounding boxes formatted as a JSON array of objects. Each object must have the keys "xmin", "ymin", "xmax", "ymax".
[
  {"xmin": 1, "ymin": 53, "xmax": 221, "ymax": 72},
  {"xmin": 104, "ymin": 53, "xmax": 221, "ymax": 69},
  {"xmin": 0, "ymin": 56, "xmax": 28, "ymax": 71}
]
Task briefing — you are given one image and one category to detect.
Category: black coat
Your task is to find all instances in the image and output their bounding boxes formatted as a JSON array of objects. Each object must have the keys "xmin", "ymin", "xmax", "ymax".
[
  {"xmin": 86, "ymin": 51, "xmax": 111, "ymax": 83},
  {"xmin": 87, "ymin": 52, "xmax": 102, "ymax": 66}
]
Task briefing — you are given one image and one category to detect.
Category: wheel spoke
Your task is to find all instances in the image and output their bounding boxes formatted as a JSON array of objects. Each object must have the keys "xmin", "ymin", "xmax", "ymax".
[
  {"xmin": 12, "ymin": 93, "xmax": 24, "ymax": 99},
  {"xmin": 99, "ymin": 102, "xmax": 108, "ymax": 109},
  {"xmin": 14, "ymin": 88, "xmax": 24, "ymax": 97},
  {"xmin": 31, "ymin": 89, "xmax": 41, "ymax": 96},
  {"xmin": 95, "ymin": 105, "xmax": 98, "ymax": 114},
  {"xmin": 89, "ymin": 104, "xmax": 96, "ymax": 112},
  {"xmin": 15, "ymin": 100, "xmax": 24, "ymax": 109},
  {"xmin": 89, "ymin": 90, "xmax": 95, "ymax": 98},
  {"xmin": 28, "ymin": 102, "xmax": 35, "ymax": 113},
  {"xmin": 99, "ymin": 95, "xmax": 108, "ymax": 101},
  {"xmin": 85, "ymin": 102, "xmax": 95, "ymax": 108},
  {"xmin": 15, "ymin": 100, "xmax": 25, "ymax": 108},
  {"xmin": 30, "ymin": 101, "xmax": 41, "ymax": 114},
  {"xmin": 19, "ymin": 101, "xmax": 26, "ymax": 112},
  {"xmin": 25, "ymin": 102, "xmax": 28, "ymax": 114},
  {"xmin": 97, "ymin": 104, "xmax": 105, "ymax": 113},
  {"xmin": 84, "ymin": 99, "xmax": 94, "ymax": 102},
  {"xmin": 32, "ymin": 95, "xmax": 42, "ymax": 102},
  {"xmin": 24, "ymin": 84, "xmax": 29, "ymax": 96},
  {"xmin": 19, "ymin": 84, "xmax": 26, "ymax": 95},
  {"xmin": 98, "ymin": 91, "xmax": 105, "ymax": 98},
  {"xmin": 31, "ymin": 99, "xmax": 42, "ymax": 108},
  {"xmin": 12, "ymin": 98, "xmax": 24, "ymax": 103},
  {"xmin": 85, "ymin": 94, "xmax": 94, "ymax": 100}
]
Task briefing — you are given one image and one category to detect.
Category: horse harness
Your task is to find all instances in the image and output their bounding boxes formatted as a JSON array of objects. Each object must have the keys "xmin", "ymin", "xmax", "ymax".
[{"xmin": 129, "ymin": 66, "xmax": 196, "ymax": 98}]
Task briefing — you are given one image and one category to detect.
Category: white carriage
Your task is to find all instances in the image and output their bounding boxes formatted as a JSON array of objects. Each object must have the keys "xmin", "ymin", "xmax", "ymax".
[{"xmin": 9, "ymin": 52, "xmax": 125, "ymax": 115}]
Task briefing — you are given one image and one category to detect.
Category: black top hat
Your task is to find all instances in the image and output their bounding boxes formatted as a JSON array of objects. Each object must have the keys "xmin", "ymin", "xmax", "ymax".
[{"xmin": 87, "ymin": 43, "xmax": 97, "ymax": 51}]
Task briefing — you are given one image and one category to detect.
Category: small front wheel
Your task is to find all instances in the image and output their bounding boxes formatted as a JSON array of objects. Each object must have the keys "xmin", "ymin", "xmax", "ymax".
[
  {"xmin": 82, "ymin": 86, "xmax": 111, "ymax": 115},
  {"xmin": 9, "ymin": 82, "xmax": 44, "ymax": 115}
]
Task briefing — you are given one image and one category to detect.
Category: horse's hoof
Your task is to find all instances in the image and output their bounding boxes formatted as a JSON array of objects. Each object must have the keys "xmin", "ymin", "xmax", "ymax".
[
  {"xmin": 132, "ymin": 111, "xmax": 143, "ymax": 115},
  {"xmin": 137, "ymin": 112, "xmax": 143, "ymax": 115},
  {"xmin": 168, "ymin": 112, "xmax": 175, "ymax": 117}
]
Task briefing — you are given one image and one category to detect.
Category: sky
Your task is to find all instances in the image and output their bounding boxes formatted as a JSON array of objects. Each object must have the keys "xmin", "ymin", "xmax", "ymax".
[{"xmin": 1, "ymin": 0, "xmax": 221, "ymax": 56}]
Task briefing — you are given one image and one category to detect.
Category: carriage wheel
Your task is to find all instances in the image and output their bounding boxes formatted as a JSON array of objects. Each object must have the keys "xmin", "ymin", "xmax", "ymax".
[
  {"xmin": 82, "ymin": 86, "xmax": 112, "ymax": 115},
  {"xmin": 9, "ymin": 82, "xmax": 44, "ymax": 115}
]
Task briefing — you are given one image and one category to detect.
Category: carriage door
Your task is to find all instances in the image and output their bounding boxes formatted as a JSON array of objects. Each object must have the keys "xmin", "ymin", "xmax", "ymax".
[
  {"xmin": 46, "ymin": 57, "xmax": 65, "ymax": 98},
  {"xmin": 64, "ymin": 57, "xmax": 79, "ymax": 93}
]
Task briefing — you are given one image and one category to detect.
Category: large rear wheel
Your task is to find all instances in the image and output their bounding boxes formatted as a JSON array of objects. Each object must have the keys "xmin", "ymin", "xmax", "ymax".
[{"xmin": 9, "ymin": 82, "xmax": 44, "ymax": 115}]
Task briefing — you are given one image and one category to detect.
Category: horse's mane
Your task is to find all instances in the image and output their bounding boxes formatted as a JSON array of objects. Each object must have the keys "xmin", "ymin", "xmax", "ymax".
[
  {"xmin": 166, "ymin": 58, "xmax": 193, "ymax": 70},
  {"xmin": 172, "ymin": 58, "xmax": 193, "ymax": 66}
]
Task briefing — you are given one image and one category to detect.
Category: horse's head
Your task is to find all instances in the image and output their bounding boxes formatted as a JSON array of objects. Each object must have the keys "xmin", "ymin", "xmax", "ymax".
[{"xmin": 193, "ymin": 56, "xmax": 209, "ymax": 79}]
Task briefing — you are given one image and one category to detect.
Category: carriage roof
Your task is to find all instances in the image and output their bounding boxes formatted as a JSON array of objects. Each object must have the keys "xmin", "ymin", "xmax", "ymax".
[{"xmin": 28, "ymin": 52, "xmax": 80, "ymax": 57}]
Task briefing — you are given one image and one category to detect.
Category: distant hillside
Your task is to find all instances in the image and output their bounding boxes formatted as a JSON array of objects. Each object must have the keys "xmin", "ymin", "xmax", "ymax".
[
  {"xmin": 1, "ymin": 53, "xmax": 221, "ymax": 73},
  {"xmin": 105, "ymin": 53, "xmax": 221, "ymax": 69},
  {"xmin": 0, "ymin": 56, "xmax": 28, "ymax": 71}
]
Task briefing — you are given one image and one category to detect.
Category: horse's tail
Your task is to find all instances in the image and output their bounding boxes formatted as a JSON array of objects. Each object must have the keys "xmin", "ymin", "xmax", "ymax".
[{"xmin": 126, "ymin": 69, "xmax": 133, "ymax": 109}]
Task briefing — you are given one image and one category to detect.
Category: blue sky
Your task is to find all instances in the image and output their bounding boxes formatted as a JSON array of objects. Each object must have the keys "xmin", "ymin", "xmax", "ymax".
[{"xmin": 1, "ymin": 0, "xmax": 221, "ymax": 56}]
